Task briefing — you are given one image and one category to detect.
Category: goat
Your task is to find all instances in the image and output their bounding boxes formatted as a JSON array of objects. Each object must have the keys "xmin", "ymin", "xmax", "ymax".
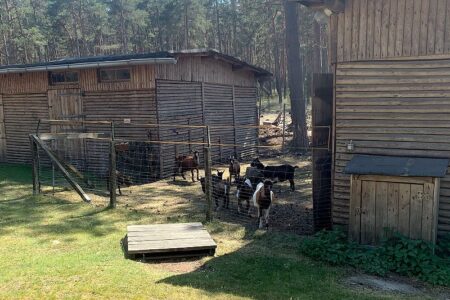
[
  {"xmin": 250, "ymin": 158, "xmax": 298, "ymax": 191},
  {"xmin": 228, "ymin": 156, "xmax": 241, "ymax": 183},
  {"xmin": 235, "ymin": 177, "xmax": 254, "ymax": 215},
  {"xmin": 107, "ymin": 170, "xmax": 133, "ymax": 196},
  {"xmin": 245, "ymin": 167, "xmax": 265, "ymax": 190},
  {"xmin": 200, "ymin": 175, "xmax": 230, "ymax": 210},
  {"xmin": 174, "ymin": 151, "xmax": 200, "ymax": 182},
  {"xmin": 253, "ymin": 180, "xmax": 274, "ymax": 229}
]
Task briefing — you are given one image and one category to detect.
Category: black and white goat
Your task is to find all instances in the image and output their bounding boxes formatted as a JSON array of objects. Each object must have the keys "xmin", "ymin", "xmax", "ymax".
[
  {"xmin": 253, "ymin": 180, "xmax": 274, "ymax": 229},
  {"xmin": 235, "ymin": 177, "xmax": 254, "ymax": 215},
  {"xmin": 250, "ymin": 158, "xmax": 298, "ymax": 191}
]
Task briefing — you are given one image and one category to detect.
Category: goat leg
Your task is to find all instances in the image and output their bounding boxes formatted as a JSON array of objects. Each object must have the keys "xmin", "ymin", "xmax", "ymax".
[
  {"xmin": 181, "ymin": 171, "xmax": 186, "ymax": 180},
  {"xmin": 196, "ymin": 168, "xmax": 200, "ymax": 181},
  {"xmin": 246, "ymin": 199, "xmax": 250, "ymax": 215},
  {"xmin": 264, "ymin": 207, "xmax": 270, "ymax": 228},
  {"xmin": 290, "ymin": 179, "xmax": 295, "ymax": 191},
  {"xmin": 118, "ymin": 184, "xmax": 122, "ymax": 196},
  {"xmin": 191, "ymin": 169, "xmax": 195, "ymax": 182}
]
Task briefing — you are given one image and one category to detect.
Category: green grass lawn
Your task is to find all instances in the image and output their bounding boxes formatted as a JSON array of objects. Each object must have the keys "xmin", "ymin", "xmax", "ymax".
[{"xmin": 0, "ymin": 163, "xmax": 428, "ymax": 299}]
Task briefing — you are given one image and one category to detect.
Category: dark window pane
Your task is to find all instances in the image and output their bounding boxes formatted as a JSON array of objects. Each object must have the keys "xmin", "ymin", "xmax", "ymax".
[
  {"xmin": 51, "ymin": 72, "xmax": 65, "ymax": 83},
  {"xmin": 116, "ymin": 69, "xmax": 131, "ymax": 80},
  {"xmin": 50, "ymin": 71, "xmax": 79, "ymax": 84},
  {"xmin": 100, "ymin": 69, "xmax": 115, "ymax": 81},
  {"xmin": 65, "ymin": 72, "xmax": 79, "ymax": 82}
]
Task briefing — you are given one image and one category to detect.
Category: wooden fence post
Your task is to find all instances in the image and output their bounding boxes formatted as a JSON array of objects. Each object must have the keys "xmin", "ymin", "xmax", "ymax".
[
  {"xmin": 109, "ymin": 122, "xmax": 117, "ymax": 208},
  {"xmin": 205, "ymin": 126, "xmax": 213, "ymax": 221},
  {"xmin": 204, "ymin": 146, "xmax": 213, "ymax": 222},
  {"xmin": 30, "ymin": 135, "xmax": 40, "ymax": 195}
]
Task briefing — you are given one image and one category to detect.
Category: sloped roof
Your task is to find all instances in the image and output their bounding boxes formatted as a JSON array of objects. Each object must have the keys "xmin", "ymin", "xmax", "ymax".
[{"xmin": 0, "ymin": 49, "xmax": 272, "ymax": 78}]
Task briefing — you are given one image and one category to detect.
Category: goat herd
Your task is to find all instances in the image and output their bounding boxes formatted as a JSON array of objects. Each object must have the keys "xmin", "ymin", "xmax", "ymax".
[{"xmin": 174, "ymin": 152, "xmax": 298, "ymax": 229}]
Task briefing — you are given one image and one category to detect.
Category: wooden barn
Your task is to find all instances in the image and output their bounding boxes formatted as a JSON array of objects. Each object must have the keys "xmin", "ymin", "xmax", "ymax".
[
  {"xmin": 302, "ymin": 0, "xmax": 450, "ymax": 242},
  {"xmin": 0, "ymin": 49, "xmax": 270, "ymax": 178}
]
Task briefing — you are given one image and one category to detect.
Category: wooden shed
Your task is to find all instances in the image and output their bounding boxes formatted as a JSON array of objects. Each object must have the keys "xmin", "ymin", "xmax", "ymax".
[
  {"xmin": 0, "ymin": 49, "xmax": 270, "ymax": 178},
  {"xmin": 301, "ymin": 0, "xmax": 450, "ymax": 241}
]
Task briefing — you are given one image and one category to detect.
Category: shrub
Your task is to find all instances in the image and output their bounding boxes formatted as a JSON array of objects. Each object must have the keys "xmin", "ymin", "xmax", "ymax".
[{"xmin": 299, "ymin": 228, "xmax": 450, "ymax": 286}]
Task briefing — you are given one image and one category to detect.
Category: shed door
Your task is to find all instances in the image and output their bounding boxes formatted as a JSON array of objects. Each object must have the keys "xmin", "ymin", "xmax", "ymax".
[
  {"xmin": 350, "ymin": 175, "xmax": 439, "ymax": 244},
  {"xmin": 47, "ymin": 89, "xmax": 85, "ymax": 165}
]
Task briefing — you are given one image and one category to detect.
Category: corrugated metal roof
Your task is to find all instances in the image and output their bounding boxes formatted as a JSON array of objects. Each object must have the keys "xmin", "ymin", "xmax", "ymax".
[
  {"xmin": 0, "ymin": 49, "xmax": 272, "ymax": 77},
  {"xmin": 344, "ymin": 155, "xmax": 449, "ymax": 178}
]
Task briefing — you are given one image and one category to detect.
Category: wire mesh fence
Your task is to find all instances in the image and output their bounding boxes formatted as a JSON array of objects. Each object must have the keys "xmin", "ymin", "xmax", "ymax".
[{"xmin": 30, "ymin": 117, "xmax": 332, "ymax": 235}]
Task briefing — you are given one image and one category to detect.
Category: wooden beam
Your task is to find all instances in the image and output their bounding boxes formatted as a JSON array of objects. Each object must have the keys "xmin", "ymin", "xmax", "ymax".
[
  {"xmin": 38, "ymin": 132, "xmax": 111, "ymax": 141},
  {"xmin": 30, "ymin": 134, "xmax": 91, "ymax": 203}
]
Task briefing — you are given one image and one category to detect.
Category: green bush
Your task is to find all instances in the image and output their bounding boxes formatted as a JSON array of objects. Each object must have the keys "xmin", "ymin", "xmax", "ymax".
[{"xmin": 299, "ymin": 228, "xmax": 450, "ymax": 286}]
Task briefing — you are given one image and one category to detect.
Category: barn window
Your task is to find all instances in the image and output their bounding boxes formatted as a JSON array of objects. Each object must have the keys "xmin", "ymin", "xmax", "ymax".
[
  {"xmin": 50, "ymin": 71, "xmax": 79, "ymax": 84},
  {"xmin": 99, "ymin": 68, "xmax": 131, "ymax": 82}
]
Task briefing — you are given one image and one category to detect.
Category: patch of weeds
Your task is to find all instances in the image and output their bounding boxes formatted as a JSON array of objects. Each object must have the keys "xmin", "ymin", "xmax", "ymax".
[{"xmin": 299, "ymin": 228, "xmax": 450, "ymax": 287}]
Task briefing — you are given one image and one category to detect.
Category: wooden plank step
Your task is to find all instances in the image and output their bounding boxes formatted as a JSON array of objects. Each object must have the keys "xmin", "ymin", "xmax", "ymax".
[{"xmin": 126, "ymin": 222, "xmax": 217, "ymax": 257}]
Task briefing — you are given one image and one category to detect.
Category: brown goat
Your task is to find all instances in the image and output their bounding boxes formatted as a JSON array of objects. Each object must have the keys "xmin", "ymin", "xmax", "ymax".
[
  {"xmin": 173, "ymin": 151, "xmax": 200, "ymax": 182},
  {"xmin": 229, "ymin": 156, "xmax": 241, "ymax": 183}
]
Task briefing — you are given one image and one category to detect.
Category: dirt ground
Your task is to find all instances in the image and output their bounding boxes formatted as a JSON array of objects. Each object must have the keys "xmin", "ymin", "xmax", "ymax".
[{"xmin": 42, "ymin": 153, "xmax": 314, "ymax": 235}]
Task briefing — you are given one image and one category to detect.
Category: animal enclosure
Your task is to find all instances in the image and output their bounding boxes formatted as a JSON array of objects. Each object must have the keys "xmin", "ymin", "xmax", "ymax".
[{"xmin": 29, "ymin": 112, "xmax": 331, "ymax": 235}]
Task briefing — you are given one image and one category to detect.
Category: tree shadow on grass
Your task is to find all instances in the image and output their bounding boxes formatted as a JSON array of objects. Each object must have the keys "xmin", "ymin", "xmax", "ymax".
[{"xmin": 157, "ymin": 231, "xmax": 357, "ymax": 300}]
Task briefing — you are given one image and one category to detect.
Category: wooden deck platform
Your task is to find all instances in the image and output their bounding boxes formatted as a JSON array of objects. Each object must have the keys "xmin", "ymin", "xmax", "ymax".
[{"xmin": 126, "ymin": 222, "xmax": 217, "ymax": 259}]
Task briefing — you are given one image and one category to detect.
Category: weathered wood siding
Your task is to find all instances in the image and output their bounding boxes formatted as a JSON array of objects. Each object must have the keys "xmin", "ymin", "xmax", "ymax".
[
  {"xmin": 234, "ymin": 86, "xmax": 259, "ymax": 158},
  {"xmin": 0, "ymin": 56, "xmax": 256, "ymax": 95},
  {"xmin": 0, "ymin": 95, "xmax": 6, "ymax": 162},
  {"xmin": 203, "ymin": 83, "xmax": 235, "ymax": 161},
  {"xmin": 83, "ymin": 90, "xmax": 159, "ymax": 175},
  {"xmin": 330, "ymin": 0, "xmax": 450, "ymax": 63},
  {"xmin": 156, "ymin": 56, "xmax": 256, "ymax": 87},
  {"xmin": 335, "ymin": 59, "xmax": 450, "ymax": 237},
  {"xmin": 156, "ymin": 80, "xmax": 204, "ymax": 178},
  {"xmin": 3, "ymin": 94, "xmax": 49, "ymax": 163}
]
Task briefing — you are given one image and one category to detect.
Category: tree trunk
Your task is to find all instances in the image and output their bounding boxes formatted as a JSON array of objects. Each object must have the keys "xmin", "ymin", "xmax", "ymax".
[
  {"xmin": 184, "ymin": 0, "xmax": 189, "ymax": 49},
  {"xmin": 272, "ymin": 11, "xmax": 283, "ymax": 105},
  {"xmin": 313, "ymin": 20, "xmax": 321, "ymax": 75},
  {"xmin": 283, "ymin": 0, "xmax": 308, "ymax": 149}
]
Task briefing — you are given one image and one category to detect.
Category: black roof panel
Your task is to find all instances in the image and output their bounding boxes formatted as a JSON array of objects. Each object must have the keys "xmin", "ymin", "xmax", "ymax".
[{"xmin": 344, "ymin": 155, "xmax": 449, "ymax": 178}]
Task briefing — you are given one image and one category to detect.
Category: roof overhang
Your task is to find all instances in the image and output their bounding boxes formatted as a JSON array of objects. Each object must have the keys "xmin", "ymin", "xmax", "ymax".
[
  {"xmin": 295, "ymin": 0, "xmax": 345, "ymax": 14},
  {"xmin": 0, "ymin": 57, "xmax": 177, "ymax": 74}
]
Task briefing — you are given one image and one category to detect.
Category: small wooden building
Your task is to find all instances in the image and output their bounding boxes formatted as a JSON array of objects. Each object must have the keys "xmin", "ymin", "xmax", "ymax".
[
  {"xmin": 0, "ymin": 49, "xmax": 270, "ymax": 178},
  {"xmin": 301, "ymin": 0, "xmax": 450, "ymax": 241}
]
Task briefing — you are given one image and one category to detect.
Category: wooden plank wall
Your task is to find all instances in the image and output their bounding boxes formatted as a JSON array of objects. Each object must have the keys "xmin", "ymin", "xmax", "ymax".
[
  {"xmin": 330, "ymin": 0, "xmax": 450, "ymax": 63},
  {"xmin": 0, "ymin": 95, "xmax": 5, "ymax": 161},
  {"xmin": 156, "ymin": 56, "xmax": 256, "ymax": 87},
  {"xmin": 234, "ymin": 86, "xmax": 258, "ymax": 159},
  {"xmin": 0, "ymin": 57, "xmax": 256, "ymax": 95},
  {"xmin": 3, "ymin": 94, "xmax": 49, "ymax": 163},
  {"xmin": 156, "ymin": 80, "xmax": 204, "ymax": 178},
  {"xmin": 203, "ymin": 83, "xmax": 235, "ymax": 161},
  {"xmin": 83, "ymin": 90, "xmax": 158, "ymax": 175},
  {"xmin": 335, "ymin": 59, "xmax": 450, "ymax": 237}
]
